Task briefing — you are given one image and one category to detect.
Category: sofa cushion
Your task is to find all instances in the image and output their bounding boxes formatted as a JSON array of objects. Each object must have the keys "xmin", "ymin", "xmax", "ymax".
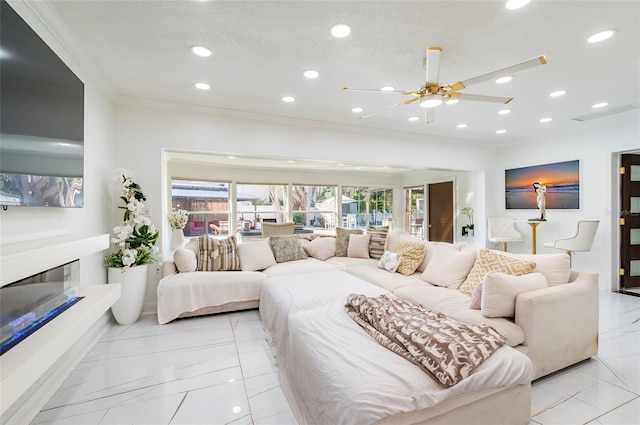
[
  {"xmin": 348, "ymin": 234, "xmax": 371, "ymax": 259},
  {"xmin": 481, "ymin": 272, "xmax": 547, "ymax": 318},
  {"xmin": 269, "ymin": 235, "xmax": 307, "ymax": 263},
  {"xmin": 500, "ymin": 252, "xmax": 571, "ymax": 286},
  {"xmin": 237, "ymin": 239, "xmax": 277, "ymax": 271},
  {"xmin": 303, "ymin": 237, "xmax": 336, "ymax": 261},
  {"xmin": 197, "ymin": 235, "xmax": 240, "ymax": 271},
  {"xmin": 335, "ymin": 228, "xmax": 363, "ymax": 257},
  {"xmin": 458, "ymin": 249, "xmax": 536, "ymax": 296},
  {"xmin": 348, "ymin": 263, "xmax": 423, "ymax": 292},
  {"xmin": 173, "ymin": 248, "xmax": 197, "ymax": 273},
  {"xmin": 377, "ymin": 251, "xmax": 402, "ymax": 273},
  {"xmin": 367, "ymin": 226, "xmax": 389, "ymax": 260},
  {"xmin": 396, "ymin": 240, "xmax": 426, "ymax": 276},
  {"xmin": 420, "ymin": 245, "xmax": 476, "ymax": 289}
]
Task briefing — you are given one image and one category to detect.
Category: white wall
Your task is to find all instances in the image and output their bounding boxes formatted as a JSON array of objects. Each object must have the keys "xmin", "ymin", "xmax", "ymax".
[
  {"xmin": 491, "ymin": 114, "xmax": 640, "ymax": 289},
  {"xmin": 1, "ymin": 1, "xmax": 115, "ymax": 286}
]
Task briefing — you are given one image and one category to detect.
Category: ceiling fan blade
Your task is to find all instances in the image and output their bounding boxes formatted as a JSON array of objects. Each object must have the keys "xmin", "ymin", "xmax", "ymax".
[
  {"xmin": 425, "ymin": 108, "xmax": 435, "ymax": 124},
  {"xmin": 425, "ymin": 46, "xmax": 442, "ymax": 86},
  {"xmin": 342, "ymin": 87, "xmax": 408, "ymax": 94},
  {"xmin": 453, "ymin": 55, "xmax": 547, "ymax": 89},
  {"xmin": 359, "ymin": 101, "xmax": 405, "ymax": 119},
  {"xmin": 455, "ymin": 93, "xmax": 513, "ymax": 104}
]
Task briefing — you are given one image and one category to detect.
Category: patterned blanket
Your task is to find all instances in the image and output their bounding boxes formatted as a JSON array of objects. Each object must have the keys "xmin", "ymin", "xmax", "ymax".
[{"xmin": 344, "ymin": 293, "xmax": 506, "ymax": 387}]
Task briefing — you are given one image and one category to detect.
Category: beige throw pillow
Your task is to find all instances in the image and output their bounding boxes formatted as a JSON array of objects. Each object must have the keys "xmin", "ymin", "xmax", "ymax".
[
  {"xmin": 197, "ymin": 235, "xmax": 241, "ymax": 271},
  {"xmin": 335, "ymin": 228, "xmax": 363, "ymax": 257},
  {"xmin": 420, "ymin": 245, "xmax": 476, "ymax": 288},
  {"xmin": 173, "ymin": 248, "xmax": 197, "ymax": 273},
  {"xmin": 367, "ymin": 226, "xmax": 389, "ymax": 260},
  {"xmin": 347, "ymin": 234, "xmax": 371, "ymax": 259},
  {"xmin": 269, "ymin": 235, "xmax": 308, "ymax": 263},
  {"xmin": 481, "ymin": 272, "xmax": 547, "ymax": 318},
  {"xmin": 303, "ymin": 237, "xmax": 336, "ymax": 261},
  {"xmin": 237, "ymin": 240, "xmax": 277, "ymax": 271},
  {"xmin": 396, "ymin": 240, "xmax": 426, "ymax": 276},
  {"xmin": 458, "ymin": 249, "xmax": 536, "ymax": 297}
]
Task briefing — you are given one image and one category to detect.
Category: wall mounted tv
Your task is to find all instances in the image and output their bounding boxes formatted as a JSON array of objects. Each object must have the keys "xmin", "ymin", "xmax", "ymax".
[{"xmin": 0, "ymin": 0, "xmax": 85, "ymax": 208}]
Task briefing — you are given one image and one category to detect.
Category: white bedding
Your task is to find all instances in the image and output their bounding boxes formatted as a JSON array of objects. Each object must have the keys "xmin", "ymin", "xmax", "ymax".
[{"xmin": 260, "ymin": 270, "xmax": 535, "ymax": 425}]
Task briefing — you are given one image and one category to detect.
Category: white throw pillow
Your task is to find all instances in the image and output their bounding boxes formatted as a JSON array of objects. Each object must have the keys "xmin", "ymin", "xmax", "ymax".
[
  {"xmin": 481, "ymin": 272, "xmax": 547, "ymax": 318},
  {"xmin": 420, "ymin": 245, "xmax": 476, "ymax": 288},
  {"xmin": 304, "ymin": 237, "xmax": 336, "ymax": 261},
  {"xmin": 378, "ymin": 251, "xmax": 402, "ymax": 273},
  {"xmin": 173, "ymin": 248, "xmax": 197, "ymax": 273},
  {"xmin": 237, "ymin": 239, "xmax": 277, "ymax": 271},
  {"xmin": 500, "ymin": 252, "xmax": 570, "ymax": 286},
  {"xmin": 347, "ymin": 234, "xmax": 371, "ymax": 259}
]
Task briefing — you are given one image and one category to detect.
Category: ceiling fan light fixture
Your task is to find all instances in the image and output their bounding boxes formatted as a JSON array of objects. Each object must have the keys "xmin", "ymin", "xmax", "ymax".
[
  {"xmin": 330, "ymin": 24, "xmax": 351, "ymax": 38},
  {"xmin": 505, "ymin": 0, "xmax": 531, "ymax": 10},
  {"xmin": 419, "ymin": 95, "xmax": 443, "ymax": 108},
  {"xmin": 588, "ymin": 30, "xmax": 616, "ymax": 43},
  {"xmin": 495, "ymin": 76, "xmax": 513, "ymax": 84}
]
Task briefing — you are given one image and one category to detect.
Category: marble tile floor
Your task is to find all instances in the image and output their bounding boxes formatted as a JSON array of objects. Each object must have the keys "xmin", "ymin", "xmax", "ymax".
[{"xmin": 32, "ymin": 290, "xmax": 639, "ymax": 425}]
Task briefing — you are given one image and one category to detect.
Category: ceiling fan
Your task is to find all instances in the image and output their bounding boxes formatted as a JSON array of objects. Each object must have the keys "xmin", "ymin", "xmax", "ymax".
[{"xmin": 342, "ymin": 47, "xmax": 547, "ymax": 123}]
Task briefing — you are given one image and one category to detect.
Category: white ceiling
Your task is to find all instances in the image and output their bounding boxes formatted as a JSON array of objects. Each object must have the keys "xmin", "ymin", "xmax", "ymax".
[{"xmin": 48, "ymin": 0, "xmax": 640, "ymax": 146}]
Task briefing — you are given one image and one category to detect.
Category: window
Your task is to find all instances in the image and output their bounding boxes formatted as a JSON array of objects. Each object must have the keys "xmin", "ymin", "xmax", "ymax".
[
  {"xmin": 171, "ymin": 180, "xmax": 230, "ymax": 237},
  {"xmin": 292, "ymin": 185, "xmax": 337, "ymax": 230},
  {"xmin": 405, "ymin": 186, "xmax": 425, "ymax": 238},
  {"xmin": 236, "ymin": 183, "xmax": 288, "ymax": 229},
  {"xmin": 342, "ymin": 186, "xmax": 394, "ymax": 229}
]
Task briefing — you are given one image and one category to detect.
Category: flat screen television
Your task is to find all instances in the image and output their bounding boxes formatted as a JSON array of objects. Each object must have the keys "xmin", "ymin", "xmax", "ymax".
[{"xmin": 0, "ymin": 0, "xmax": 85, "ymax": 208}]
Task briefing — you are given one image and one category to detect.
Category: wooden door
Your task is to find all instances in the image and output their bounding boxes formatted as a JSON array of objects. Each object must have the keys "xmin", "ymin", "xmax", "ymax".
[
  {"xmin": 427, "ymin": 181, "xmax": 453, "ymax": 243},
  {"xmin": 620, "ymin": 154, "xmax": 640, "ymax": 290}
]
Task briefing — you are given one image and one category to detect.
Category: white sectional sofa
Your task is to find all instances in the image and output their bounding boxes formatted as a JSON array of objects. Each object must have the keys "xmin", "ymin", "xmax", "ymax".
[{"xmin": 157, "ymin": 230, "xmax": 599, "ymax": 423}]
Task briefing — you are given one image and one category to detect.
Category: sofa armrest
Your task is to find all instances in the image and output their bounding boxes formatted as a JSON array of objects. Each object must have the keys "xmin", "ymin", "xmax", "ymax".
[
  {"xmin": 162, "ymin": 261, "xmax": 178, "ymax": 278},
  {"xmin": 515, "ymin": 270, "xmax": 599, "ymax": 379}
]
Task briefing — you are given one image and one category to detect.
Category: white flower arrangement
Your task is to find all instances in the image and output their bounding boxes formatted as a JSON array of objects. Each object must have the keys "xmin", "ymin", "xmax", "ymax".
[
  {"xmin": 461, "ymin": 207, "xmax": 474, "ymax": 229},
  {"xmin": 168, "ymin": 209, "xmax": 189, "ymax": 230},
  {"xmin": 104, "ymin": 169, "xmax": 160, "ymax": 270}
]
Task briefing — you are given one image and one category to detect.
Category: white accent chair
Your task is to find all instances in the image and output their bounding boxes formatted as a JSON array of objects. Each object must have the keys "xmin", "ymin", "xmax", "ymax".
[
  {"xmin": 544, "ymin": 220, "xmax": 599, "ymax": 266},
  {"xmin": 261, "ymin": 222, "xmax": 295, "ymax": 238},
  {"xmin": 487, "ymin": 217, "xmax": 524, "ymax": 252}
]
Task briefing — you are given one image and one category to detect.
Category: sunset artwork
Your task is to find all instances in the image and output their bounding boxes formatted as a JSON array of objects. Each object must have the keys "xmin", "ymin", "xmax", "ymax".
[{"xmin": 505, "ymin": 160, "xmax": 580, "ymax": 209}]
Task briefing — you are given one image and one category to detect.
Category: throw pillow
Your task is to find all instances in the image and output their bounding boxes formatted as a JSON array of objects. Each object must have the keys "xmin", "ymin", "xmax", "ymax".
[
  {"xmin": 335, "ymin": 227, "xmax": 363, "ymax": 257},
  {"xmin": 377, "ymin": 251, "xmax": 402, "ymax": 273},
  {"xmin": 458, "ymin": 249, "xmax": 536, "ymax": 297},
  {"xmin": 420, "ymin": 245, "xmax": 476, "ymax": 288},
  {"xmin": 347, "ymin": 234, "xmax": 371, "ymax": 259},
  {"xmin": 197, "ymin": 235, "xmax": 241, "ymax": 271},
  {"xmin": 367, "ymin": 226, "xmax": 389, "ymax": 260},
  {"xmin": 237, "ymin": 239, "xmax": 277, "ymax": 271},
  {"xmin": 303, "ymin": 237, "xmax": 336, "ymax": 261},
  {"xmin": 396, "ymin": 240, "xmax": 426, "ymax": 276},
  {"xmin": 173, "ymin": 248, "xmax": 197, "ymax": 273},
  {"xmin": 269, "ymin": 235, "xmax": 308, "ymax": 263},
  {"xmin": 481, "ymin": 272, "xmax": 547, "ymax": 318}
]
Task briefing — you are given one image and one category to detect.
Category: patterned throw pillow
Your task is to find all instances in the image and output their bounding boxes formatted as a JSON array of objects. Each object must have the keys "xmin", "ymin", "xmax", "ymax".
[
  {"xmin": 197, "ymin": 235, "xmax": 240, "ymax": 271},
  {"xmin": 367, "ymin": 226, "xmax": 389, "ymax": 260},
  {"xmin": 269, "ymin": 235, "xmax": 308, "ymax": 263},
  {"xmin": 396, "ymin": 240, "xmax": 426, "ymax": 276},
  {"xmin": 378, "ymin": 251, "xmax": 402, "ymax": 273},
  {"xmin": 458, "ymin": 249, "xmax": 536, "ymax": 297},
  {"xmin": 335, "ymin": 227, "xmax": 363, "ymax": 257}
]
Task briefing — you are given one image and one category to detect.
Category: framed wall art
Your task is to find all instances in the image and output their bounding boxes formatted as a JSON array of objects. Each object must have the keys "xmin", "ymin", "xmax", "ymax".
[{"xmin": 505, "ymin": 160, "xmax": 580, "ymax": 210}]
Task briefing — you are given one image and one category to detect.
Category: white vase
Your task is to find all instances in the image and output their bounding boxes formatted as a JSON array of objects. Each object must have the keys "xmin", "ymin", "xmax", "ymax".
[
  {"xmin": 108, "ymin": 265, "xmax": 148, "ymax": 325},
  {"xmin": 468, "ymin": 229, "xmax": 475, "ymax": 237},
  {"xmin": 171, "ymin": 228, "xmax": 185, "ymax": 250}
]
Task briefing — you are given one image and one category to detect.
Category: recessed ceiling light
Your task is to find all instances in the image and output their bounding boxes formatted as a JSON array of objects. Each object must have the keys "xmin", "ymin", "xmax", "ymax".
[
  {"xmin": 550, "ymin": 90, "xmax": 567, "ymax": 97},
  {"xmin": 496, "ymin": 129, "xmax": 507, "ymax": 134},
  {"xmin": 592, "ymin": 102, "xmax": 609, "ymax": 108},
  {"xmin": 194, "ymin": 82, "xmax": 210, "ymax": 90},
  {"xmin": 419, "ymin": 96, "xmax": 443, "ymax": 108},
  {"xmin": 190, "ymin": 45, "xmax": 211, "ymax": 57},
  {"xmin": 351, "ymin": 107, "xmax": 363, "ymax": 113},
  {"xmin": 505, "ymin": 0, "xmax": 531, "ymax": 10},
  {"xmin": 445, "ymin": 99, "xmax": 459, "ymax": 105},
  {"xmin": 588, "ymin": 30, "xmax": 616, "ymax": 43},
  {"xmin": 380, "ymin": 86, "xmax": 395, "ymax": 91},
  {"xmin": 227, "ymin": 156, "xmax": 236, "ymax": 159},
  {"xmin": 495, "ymin": 76, "xmax": 513, "ymax": 84},
  {"xmin": 338, "ymin": 163, "xmax": 345, "ymax": 166},
  {"xmin": 498, "ymin": 109, "xmax": 511, "ymax": 115},
  {"xmin": 539, "ymin": 117, "xmax": 553, "ymax": 123},
  {"xmin": 355, "ymin": 166, "xmax": 363, "ymax": 170},
  {"xmin": 456, "ymin": 123, "xmax": 467, "ymax": 129},
  {"xmin": 287, "ymin": 160, "xmax": 295, "ymax": 163},
  {"xmin": 408, "ymin": 116, "xmax": 420, "ymax": 122},
  {"xmin": 282, "ymin": 96, "xmax": 295, "ymax": 103},
  {"xmin": 330, "ymin": 24, "xmax": 351, "ymax": 38},
  {"xmin": 232, "ymin": 406, "xmax": 242, "ymax": 414},
  {"xmin": 303, "ymin": 70, "xmax": 319, "ymax": 79}
]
